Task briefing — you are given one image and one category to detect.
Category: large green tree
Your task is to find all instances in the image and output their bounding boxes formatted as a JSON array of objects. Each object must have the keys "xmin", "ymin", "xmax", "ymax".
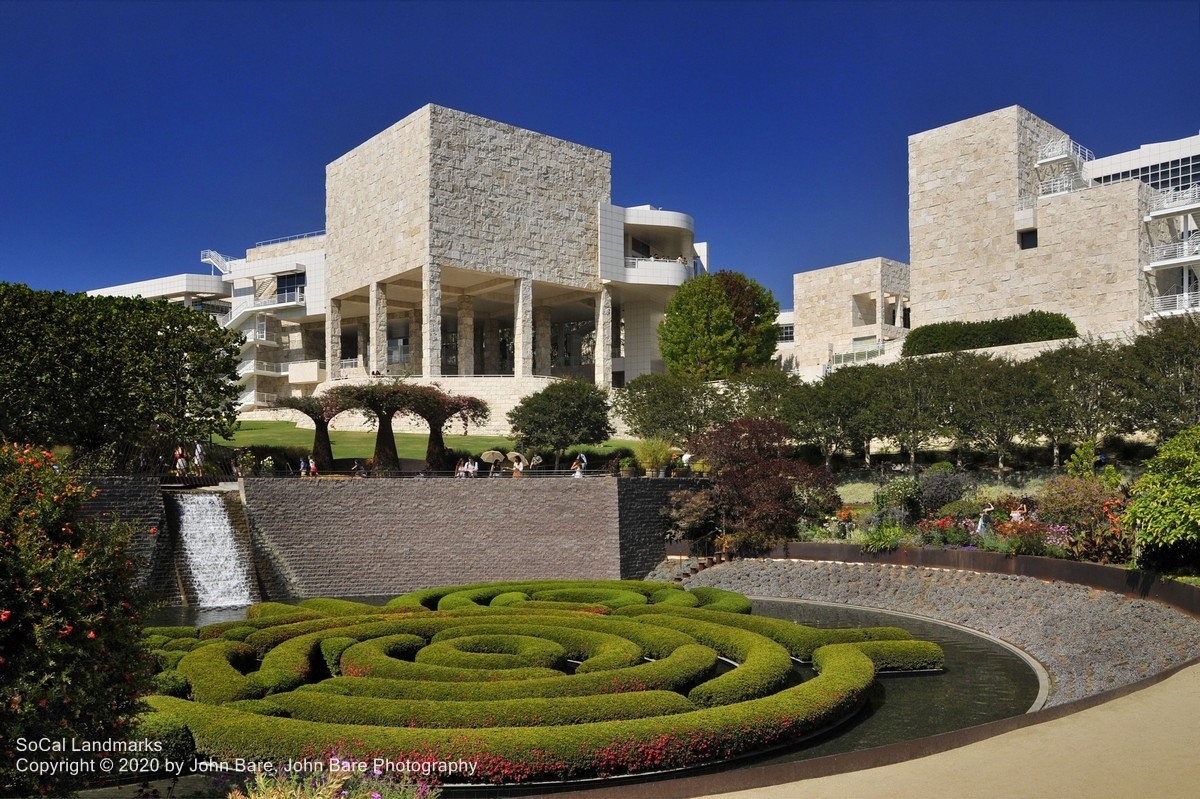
[
  {"xmin": 0, "ymin": 283, "xmax": 241, "ymax": 459},
  {"xmin": 1122, "ymin": 315, "xmax": 1200, "ymax": 441},
  {"xmin": 506, "ymin": 379, "xmax": 614, "ymax": 469},
  {"xmin": 658, "ymin": 271, "xmax": 779, "ymax": 379},
  {"xmin": 1029, "ymin": 338, "xmax": 1126, "ymax": 447},
  {"xmin": 273, "ymin": 396, "xmax": 336, "ymax": 473}
]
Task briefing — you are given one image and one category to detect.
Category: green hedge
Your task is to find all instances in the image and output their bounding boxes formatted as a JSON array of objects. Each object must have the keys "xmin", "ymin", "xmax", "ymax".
[
  {"xmin": 901, "ymin": 309, "xmax": 1077, "ymax": 356},
  {"xmin": 145, "ymin": 580, "xmax": 946, "ymax": 784}
]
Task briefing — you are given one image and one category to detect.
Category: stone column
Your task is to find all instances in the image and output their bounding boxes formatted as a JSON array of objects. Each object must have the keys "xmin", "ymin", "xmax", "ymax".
[
  {"xmin": 483, "ymin": 317, "xmax": 501, "ymax": 374},
  {"xmin": 326, "ymin": 298, "xmax": 342, "ymax": 380},
  {"xmin": 594, "ymin": 286, "xmax": 612, "ymax": 388},
  {"xmin": 556, "ymin": 322, "xmax": 567, "ymax": 370},
  {"xmin": 422, "ymin": 264, "xmax": 442, "ymax": 379},
  {"xmin": 514, "ymin": 276, "xmax": 533, "ymax": 378},
  {"xmin": 457, "ymin": 296, "xmax": 475, "ymax": 377},
  {"xmin": 409, "ymin": 314, "xmax": 422, "ymax": 374},
  {"xmin": 534, "ymin": 305, "xmax": 552, "ymax": 376},
  {"xmin": 369, "ymin": 282, "xmax": 388, "ymax": 374},
  {"xmin": 356, "ymin": 320, "xmax": 370, "ymax": 372}
]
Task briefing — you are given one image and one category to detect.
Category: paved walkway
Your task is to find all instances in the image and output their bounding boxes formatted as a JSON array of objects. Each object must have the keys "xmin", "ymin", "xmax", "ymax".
[{"xmin": 696, "ymin": 661, "xmax": 1200, "ymax": 799}]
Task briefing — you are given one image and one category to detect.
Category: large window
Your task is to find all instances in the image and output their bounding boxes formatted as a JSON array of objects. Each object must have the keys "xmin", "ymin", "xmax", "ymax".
[{"xmin": 277, "ymin": 273, "xmax": 306, "ymax": 301}]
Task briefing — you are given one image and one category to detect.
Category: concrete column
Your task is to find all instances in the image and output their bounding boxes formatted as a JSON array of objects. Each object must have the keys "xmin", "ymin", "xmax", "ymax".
[
  {"xmin": 369, "ymin": 282, "xmax": 387, "ymax": 374},
  {"xmin": 410, "ymin": 314, "xmax": 422, "ymax": 374},
  {"xmin": 483, "ymin": 317, "xmax": 501, "ymax": 374},
  {"xmin": 474, "ymin": 322, "xmax": 485, "ymax": 375},
  {"xmin": 326, "ymin": 298, "xmax": 342, "ymax": 380},
  {"xmin": 457, "ymin": 296, "xmax": 475, "ymax": 377},
  {"xmin": 534, "ymin": 305, "xmax": 552, "ymax": 376},
  {"xmin": 514, "ymin": 276, "xmax": 533, "ymax": 378},
  {"xmin": 594, "ymin": 286, "xmax": 612, "ymax": 388},
  {"xmin": 422, "ymin": 264, "xmax": 442, "ymax": 378}
]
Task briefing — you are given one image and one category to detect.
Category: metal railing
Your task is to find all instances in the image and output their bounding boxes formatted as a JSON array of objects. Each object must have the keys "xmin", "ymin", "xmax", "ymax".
[
  {"xmin": 238, "ymin": 360, "xmax": 288, "ymax": 376},
  {"xmin": 1151, "ymin": 291, "xmax": 1200, "ymax": 314},
  {"xmin": 244, "ymin": 330, "xmax": 279, "ymax": 345},
  {"xmin": 1150, "ymin": 234, "xmax": 1200, "ymax": 263},
  {"xmin": 200, "ymin": 249, "xmax": 238, "ymax": 274},
  {"xmin": 624, "ymin": 256, "xmax": 692, "ymax": 269},
  {"xmin": 1016, "ymin": 194, "xmax": 1037, "ymax": 212},
  {"xmin": 1149, "ymin": 183, "xmax": 1200, "ymax": 213},
  {"xmin": 831, "ymin": 340, "xmax": 885, "ymax": 365},
  {"xmin": 1038, "ymin": 174, "xmax": 1086, "ymax": 196},
  {"xmin": 1037, "ymin": 136, "xmax": 1095, "ymax": 164},
  {"xmin": 255, "ymin": 230, "xmax": 326, "ymax": 248}
]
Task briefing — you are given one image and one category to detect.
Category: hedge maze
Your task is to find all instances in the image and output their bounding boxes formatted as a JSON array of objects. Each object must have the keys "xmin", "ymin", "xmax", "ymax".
[{"xmin": 142, "ymin": 580, "xmax": 944, "ymax": 784}]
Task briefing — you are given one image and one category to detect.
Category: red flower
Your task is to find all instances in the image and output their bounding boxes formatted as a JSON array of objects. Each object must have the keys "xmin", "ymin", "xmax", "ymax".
[
  {"xmin": 0, "ymin": 610, "xmax": 9, "ymax": 622},
  {"xmin": 87, "ymin": 631, "xmax": 96, "ymax": 639},
  {"xmin": 148, "ymin": 527, "xmax": 157, "ymax": 535}
]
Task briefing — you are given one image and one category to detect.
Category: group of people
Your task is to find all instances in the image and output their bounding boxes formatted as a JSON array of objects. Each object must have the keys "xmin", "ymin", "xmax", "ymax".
[
  {"xmin": 298, "ymin": 455, "xmax": 319, "ymax": 477},
  {"xmin": 172, "ymin": 442, "xmax": 205, "ymax": 476},
  {"xmin": 453, "ymin": 457, "xmax": 482, "ymax": 478}
]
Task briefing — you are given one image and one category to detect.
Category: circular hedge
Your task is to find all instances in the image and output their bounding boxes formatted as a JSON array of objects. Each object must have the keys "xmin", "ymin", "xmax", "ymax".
[{"xmin": 143, "ymin": 579, "xmax": 943, "ymax": 784}]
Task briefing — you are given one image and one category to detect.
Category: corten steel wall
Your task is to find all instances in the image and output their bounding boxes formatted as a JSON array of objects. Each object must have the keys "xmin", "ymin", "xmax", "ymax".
[{"xmin": 240, "ymin": 476, "xmax": 680, "ymax": 599}]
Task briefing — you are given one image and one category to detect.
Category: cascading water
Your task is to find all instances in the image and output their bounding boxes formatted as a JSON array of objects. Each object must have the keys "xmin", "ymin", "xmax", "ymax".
[{"xmin": 169, "ymin": 492, "xmax": 253, "ymax": 607}]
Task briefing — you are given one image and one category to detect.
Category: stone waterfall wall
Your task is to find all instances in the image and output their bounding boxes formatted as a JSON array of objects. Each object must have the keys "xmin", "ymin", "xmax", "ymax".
[{"xmin": 240, "ymin": 476, "xmax": 681, "ymax": 599}]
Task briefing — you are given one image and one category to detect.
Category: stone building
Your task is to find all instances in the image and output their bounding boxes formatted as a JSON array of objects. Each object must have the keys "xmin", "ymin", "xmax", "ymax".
[
  {"xmin": 93, "ymin": 105, "xmax": 708, "ymax": 433},
  {"xmin": 777, "ymin": 106, "xmax": 1200, "ymax": 380}
]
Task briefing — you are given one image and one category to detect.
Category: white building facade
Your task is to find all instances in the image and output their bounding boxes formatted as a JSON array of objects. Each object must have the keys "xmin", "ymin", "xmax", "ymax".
[
  {"xmin": 778, "ymin": 106, "xmax": 1200, "ymax": 380},
  {"xmin": 92, "ymin": 105, "xmax": 707, "ymax": 433}
]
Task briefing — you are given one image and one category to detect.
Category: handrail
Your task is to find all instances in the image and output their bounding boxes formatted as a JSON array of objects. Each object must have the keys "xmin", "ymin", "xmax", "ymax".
[
  {"xmin": 1150, "ymin": 234, "xmax": 1200, "ymax": 263},
  {"xmin": 624, "ymin": 256, "xmax": 691, "ymax": 269},
  {"xmin": 200, "ymin": 249, "xmax": 239, "ymax": 274},
  {"xmin": 1149, "ymin": 183, "xmax": 1200, "ymax": 213},
  {"xmin": 1151, "ymin": 290, "xmax": 1200, "ymax": 314},
  {"xmin": 255, "ymin": 230, "xmax": 326, "ymax": 248},
  {"xmin": 1039, "ymin": 174, "xmax": 1085, "ymax": 196},
  {"xmin": 1037, "ymin": 136, "xmax": 1095, "ymax": 163}
]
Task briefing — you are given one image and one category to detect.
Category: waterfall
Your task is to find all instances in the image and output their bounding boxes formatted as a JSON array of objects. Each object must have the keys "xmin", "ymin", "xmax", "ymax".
[{"xmin": 168, "ymin": 492, "xmax": 254, "ymax": 607}]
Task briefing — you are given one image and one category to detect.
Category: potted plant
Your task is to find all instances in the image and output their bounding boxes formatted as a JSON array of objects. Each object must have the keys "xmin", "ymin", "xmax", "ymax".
[
  {"xmin": 634, "ymin": 438, "xmax": 674, "ymax": 478},
  {"xmin": 619, "ymin": 457, "xmax": 637, "ymax": 478}
]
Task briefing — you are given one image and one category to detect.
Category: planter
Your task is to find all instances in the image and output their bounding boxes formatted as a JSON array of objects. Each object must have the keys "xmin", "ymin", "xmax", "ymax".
[{"xmin": 619, "ymin": 468, "xmax": 635, "ymax": 478}]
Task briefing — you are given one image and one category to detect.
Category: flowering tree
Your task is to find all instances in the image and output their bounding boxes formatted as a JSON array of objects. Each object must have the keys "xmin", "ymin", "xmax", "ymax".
[
  {"xmin": 325, "ymin": 380, "xmax": 489, "ymax": 472},
  {"xmin": 0, "ymin": 445, "xmax": 155, "ymax": 796},
  {"xmin": 274, "ymin": 395, "xmax": 336, "ymax": 473}
]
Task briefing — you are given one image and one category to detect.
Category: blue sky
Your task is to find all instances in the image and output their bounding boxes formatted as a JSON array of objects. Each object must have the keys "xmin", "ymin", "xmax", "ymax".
[{"xmin": 1, "ymin": 0, "xmax": 1197, "ymax": 309}]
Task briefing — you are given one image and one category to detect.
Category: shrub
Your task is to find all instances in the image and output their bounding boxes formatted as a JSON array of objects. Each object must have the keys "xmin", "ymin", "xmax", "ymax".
[
  {"xmin": 1125, "ymin": 425, "xmax": 1200, "ymax": 570},
  {"xmin": 1037, "ymin": 475, "xmax": 1130, "ymax": 563},
  {"xmin": 873, "ymin": 477, "xmax": 922, "ymax": 523},
  {"xmin": 919, "ymin": 470, "xmax": 974, "ymax": 516},
  {"xmin": 901, "ymin": 310, "xmax": 1077, "ymax": 356},
  {"xmin": 0, "ymin": 444, "xmax": 156, "ymax": 796}
]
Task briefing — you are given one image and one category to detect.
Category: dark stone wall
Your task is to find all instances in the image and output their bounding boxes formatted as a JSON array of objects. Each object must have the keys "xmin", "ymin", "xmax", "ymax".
[
  {"xmin": 241, "ymin": 477, "xmax": 626, "ymax": 598},
  {"xmin": 617, "ymin": 478, "xmax": 705, "ymax": 579},
  {"xmin": 81, "ymin": 477, "xmax": 174, "ymax": 597}
]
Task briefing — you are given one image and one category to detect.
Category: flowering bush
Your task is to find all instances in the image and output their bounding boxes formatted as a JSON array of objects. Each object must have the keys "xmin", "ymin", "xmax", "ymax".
[
  {"xmin": 228, "ymin": 754, "xmax": 441, "ymax": 799},
  {"xmin": 915, "ymin": 515, "xmax": 975, "ymax": 547},
  {"xmin": 0, "ymin": 444, "xmax": 155, "ymax": 796}
]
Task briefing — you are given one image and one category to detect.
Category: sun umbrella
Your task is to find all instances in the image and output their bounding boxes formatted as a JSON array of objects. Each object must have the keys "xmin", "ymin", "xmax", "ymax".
[
  {"xmin": 481, "ymin": 450, "xmax": 505, "ymax": 464},
  {"xmin": 507, "ymin": 452, "xmax": 525, "ymax": 464}
]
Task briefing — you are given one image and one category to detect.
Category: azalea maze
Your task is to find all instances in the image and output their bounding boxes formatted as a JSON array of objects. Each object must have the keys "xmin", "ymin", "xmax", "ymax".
[{"xmin": 143, "ymin": 580, "xmax": 944, "ymax": 784}]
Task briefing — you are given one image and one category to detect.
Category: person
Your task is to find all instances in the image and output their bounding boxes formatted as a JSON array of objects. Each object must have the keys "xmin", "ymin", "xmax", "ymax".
[
  {"xmin": 571, "ymin": 457, "xmax": 584, "ymax": 479},
  {"xmin": 466, "ymin": 457, "xmax": 478, "ymax": 477},
  {"xmin": 1010, "ymin": 503, "xmax": 1027, "ymax": 522},
  {"xmin": 454, "ymin": 458, "xmax": 467, "ymax": 478},
  {"xmin": 174, "ymin": 446, "xmax": 187, "ymax": 476},
  {"xmin": 193, "ymin": 441, "xmax": 205, "ymax": 476},
  {"xmin": 977, "ymin": 502, "xmax": 995, "ymax": 536},
  {"xmin": 511, "ymin": 459, "xmax": 525, "ymax": 478},
  {"xmin": 299, "ymin": 457, "xmax": 308, "ymax": 478},
  {"xmin": 308, "ymin": 456, "xmax": 318, "ymax": 478},
  {"xmin": 350, "ymin": 459, "xmax": 364, "ymax": 478}
]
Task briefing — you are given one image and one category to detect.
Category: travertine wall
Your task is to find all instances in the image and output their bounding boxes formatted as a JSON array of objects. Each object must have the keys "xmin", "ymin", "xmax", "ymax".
[
  {"xmin": 908, "ymin": 106, "xmax": 1145, "ymax": 338},
  {"xmin": 82, "ymin": 477, "xmax": 174, "ymax": 597},
  {"xmin": 325, "ymin": 106, "xmax": 432, "ymax": 298},
  {"xmin": 426, "ymin": 105, "xmax": 610, "ymax": 289}
]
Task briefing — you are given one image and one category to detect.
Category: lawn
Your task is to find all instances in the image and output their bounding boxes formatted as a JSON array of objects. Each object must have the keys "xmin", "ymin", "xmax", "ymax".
[{"xmin": 215, "ymin": 421, "xmax": 635, "ymax": 462}]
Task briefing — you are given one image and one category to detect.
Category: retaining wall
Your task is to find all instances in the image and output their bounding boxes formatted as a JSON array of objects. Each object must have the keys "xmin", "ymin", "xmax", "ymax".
[
  {"xmin": 82, "ymin": 477, "xmax": 174, "ymax": 597},
  {"xmin": 239, "ymin": 476, "xmax": 687, "ymax": 598}
]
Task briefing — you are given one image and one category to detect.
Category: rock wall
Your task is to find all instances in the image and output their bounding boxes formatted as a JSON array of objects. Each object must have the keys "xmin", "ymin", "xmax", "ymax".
[
  {"xmin": 81, "ymin": 477, "xmax": 174, "ymax": 597},
  {"xmin": 240, "ymin": 476, "xmax": 681, "ymax": 599}
]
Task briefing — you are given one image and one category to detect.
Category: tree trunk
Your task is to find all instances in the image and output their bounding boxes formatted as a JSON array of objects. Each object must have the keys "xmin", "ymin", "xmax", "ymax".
[
  {"xmin": 862, "ymin": 439, "xmax": 872, "ymax": 468},
  {"xmin": 374, "ymin": 413, "xmax": 400, "ymax": 471},
  {"xmin": 424, "ymin": 416, "xmax": 450, "ymax": 472},
  {"xmin": 1052, "ymin": 440, "xmax": 1061, "ymax": 470},
  {"xmin": 312, "ymin": 420, "xmax": 334, "ymax": 474}
]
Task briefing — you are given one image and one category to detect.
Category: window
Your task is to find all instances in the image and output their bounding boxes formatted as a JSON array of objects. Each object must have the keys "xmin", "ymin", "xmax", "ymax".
[
  {"xmin": 277, "ymin": 273, "xmax": 306, "ymax": 301},
  {"xmin": 777, "ymin": 324, "xmax": 794, "ymax": 343},
  {"xmin": 1019, "ymin": 230, "xmax": 1038, "ymax": 250}
]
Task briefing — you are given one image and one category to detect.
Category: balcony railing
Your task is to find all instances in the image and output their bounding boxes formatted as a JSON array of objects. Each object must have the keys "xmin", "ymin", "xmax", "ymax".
[
  {"xmin": 258, "ymin": 287, "xmax": 305, "ymax": 307},
  {"xmin": 1039, "ymin": 174, "xmax": 1087, "ymax": 196},
  {"xmin": 1151, "ymin": 291, "xmax": 1200, "ymax": 314},
  {"xmin": 1037, "ymin": 136, "xmax": 1095, "ymax": 164},
  {"xmin": 831, "ymin": 340, "xmax": 885, "ymax": 366},
  {"xmin": 255, "ymin": 230, "xmax": 326, "ymax": 248},
  {"xmin": 244, "ymin": 330, "xmax": 279, "ymax": 345},
  {"xmin": 1148, "ymin": 183, "xmax": 1200, "ymax": 213},
  {"xmin": 238, "ymin": 392, "xmax": 277, "ymax": 408},
  {"xmin": 1150, "ymin": 234, "xmax": 1200, "ymax": 263},
  {"xmin": 625, "ymin": 256, "xmax": 693, "ymax": 269}
]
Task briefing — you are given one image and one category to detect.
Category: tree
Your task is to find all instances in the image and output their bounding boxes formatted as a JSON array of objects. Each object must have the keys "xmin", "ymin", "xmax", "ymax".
[
  {"xmin": 940, "ymin": 353, "xmax": 1033, "ymax": 470},
  {"xmin": 506, "ymin": 380, "xmax": 614, "ymax": 469},
  {"xmin": 1124, "ymin": 425, "xmax": 1200, "ymax": 570},
  {"xmin": 274, "ymin": 396, "xmax": 335, "ymax": 473},
  {"xmin": 723, "ymin": 366, "xmax": 801, "ymax": 424},
  {"xmin": 1029, "ymin": 338, "xmax": 1126, "ymax": 447},
  {"xmin": 667, "ymin": 418, "xmax": 841, "ymax": 552},
  {"xmin": 612, "ymin": 373, "xmax": 725, "ymax": 445},
  {"xmin": 657, "ymin": 271, "xmax": 780, "ymax": 379},
  {"xmin": 325, "ymin": 380, "xmax": 489, "ymax": 472},
  {"xmin": 0, "ymin": 283, "xmax": 241, "ymax": 461},
  {"xmin": 711, "ymin": 270, "xmax": 782, "ymax": 370},
  {"xmin": 0, "ymin": 445, "xmax": 155, "ymax": 796},
  {"xmin": 1122, "ymin": 315, "xmax": 1200, "ymax": 442},
  {"xmin": 876, "ymin": 357, "xmax": 953, "ymax": 469}
]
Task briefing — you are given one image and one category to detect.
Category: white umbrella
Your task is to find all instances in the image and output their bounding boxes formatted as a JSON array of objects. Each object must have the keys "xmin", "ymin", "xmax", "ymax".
[
  {"xmin": 506, "ymin": 452, "xmax": 525, "ymax": 465},
  {"xmin": 481, "ymin": 450, "xmax": 505, "ymax": 464}
]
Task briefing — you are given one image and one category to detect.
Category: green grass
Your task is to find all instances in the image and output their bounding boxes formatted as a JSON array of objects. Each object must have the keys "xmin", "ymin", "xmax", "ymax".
[{"xmin": 216, "ymin": 421, "xmax": 635, "ymax": 462}]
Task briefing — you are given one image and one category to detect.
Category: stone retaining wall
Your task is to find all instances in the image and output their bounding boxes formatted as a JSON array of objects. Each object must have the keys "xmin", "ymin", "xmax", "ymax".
[{"xmin": 82, "ymin": 477, "xmax": 173, "ymax": 596}]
